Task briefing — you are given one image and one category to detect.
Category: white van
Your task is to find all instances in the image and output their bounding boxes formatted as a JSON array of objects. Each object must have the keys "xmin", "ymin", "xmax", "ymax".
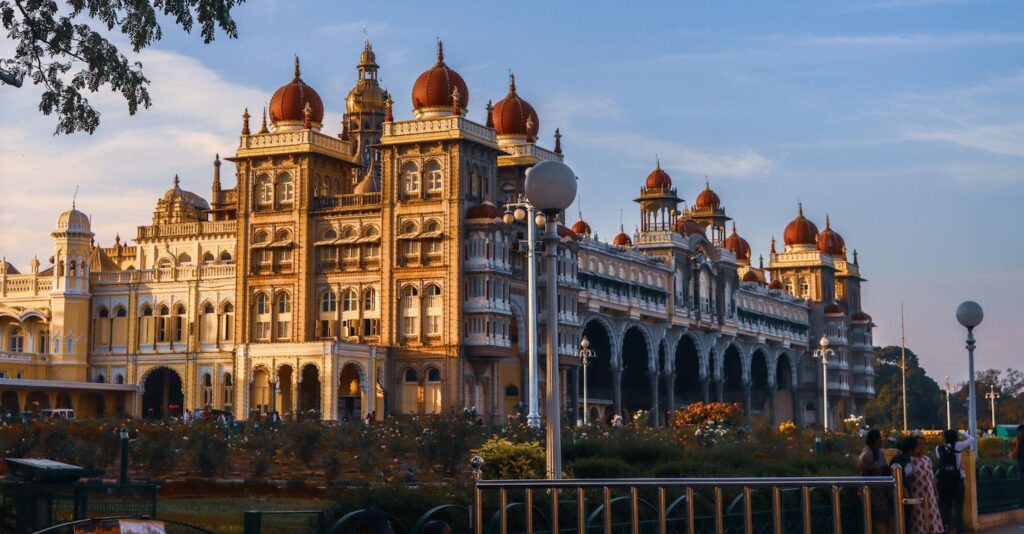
[{"xmin": 39, "ymin": 408, "xmax": 76, "ymax": 419}]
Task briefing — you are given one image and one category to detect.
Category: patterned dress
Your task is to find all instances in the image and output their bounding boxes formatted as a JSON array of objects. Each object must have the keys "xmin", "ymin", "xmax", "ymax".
[{"xmin": 909, "ymin": 455, "xmax": 944, "ymax": 534}]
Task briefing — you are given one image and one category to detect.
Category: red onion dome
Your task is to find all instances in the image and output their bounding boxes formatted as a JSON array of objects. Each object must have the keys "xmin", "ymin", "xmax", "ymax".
[
  {"xmin": 491, "ymin": 73, "xmax": 539, "ymax": 141},
  {"xmin": 695, "ymin": 179, "xmax": 721, "ymax": 209},
  {"xmin": 784, "ymin": 202, "xmax": 819, "ymax": 246},
  {"xmin": 742, "ymin": 271, "xmax": 759, "ymax": 283},
  {"xmin": 674, "ymin": 217, "xmax": 706, "ymax": 237},
  {"xmin": 723, "ymin": 222, "xmax": 751, "ymax": 264},
  {"xmin": 269, "ymin": 57, "xmax": 324, "ymax": 128},
  {"xmin": 645, "ymin": 159, "xmax": 672, "ymax": 189},
  {"xmin": 851, "ymin": 311, "xmax": 872, "ymax": 323},
  {"xmin": 824, "ymin": 302, "xmax": 846, "ymax": 315},
  {"xmin": 816, "ymin": 214, "xmax": 846, "ymax": 257},
  {"xmin": 412, "ymin": 41, "xmax": 469, "ymax": 116},
  {"xmin": 769, "ymin": 278, "xmax": 784, "ymax": 290},
  {"xmin": 571, "ymin": 214, "xmax": 592, "ymax": 236},
  {"xmin": 612, "ymin": 226, "xmax": 633, "ymax": 247},
  {"xmin": 465, "ymin": 201, "xmax": 504, "ymax": 220}
]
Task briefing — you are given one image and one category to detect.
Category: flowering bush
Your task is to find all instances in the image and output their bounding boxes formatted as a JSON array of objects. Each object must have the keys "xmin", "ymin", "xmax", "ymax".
[
  {"xmin": 777, "ymin": 420, "xmax": 797, "ymax": 433},
  {"xmin": 671, "ymin": 402, "xmax": 744, "ymax": 428},
  {"xmin": 471, "ymin": 437, "xmax": 544, "ymax": 479},
  {"xmin": 843, "ymin": 414, "xmax": 865, "ymax": 434}
]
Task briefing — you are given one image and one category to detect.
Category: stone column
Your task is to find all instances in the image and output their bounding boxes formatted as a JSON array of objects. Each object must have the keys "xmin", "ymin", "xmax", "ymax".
[
  {"xmin": 612, "ymin": 366, "xmax": 623, "ymax": 417},
  {"xmin": 769, "ymin": 385, "xmax": 778, "ymax": 426},
  {"xmin": 665, "ymin": 372, "xmax": 676, "ymax": 419},
  {"xmin": 743, "ymin": 382, "xmax": 752, "ymax": 424},
  {"xmin": 793, "ymin": 388, "xmax": 803, "ymax": 427},
  {"xmin": 648, "ymin": 369, "xmax": 660, "ymax": 427}
]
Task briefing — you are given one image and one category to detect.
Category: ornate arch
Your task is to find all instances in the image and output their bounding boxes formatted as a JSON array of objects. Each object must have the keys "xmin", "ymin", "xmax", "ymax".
[
  {"xmin": 620, "ymin": 321, "xmax": 656, "ymax": 372},
  {"xmin": 774, "ymin": 348, "xmax": 799, "ymax": 389},
  {"xmin": 508, "ymin": 298, "xmax": 528, "ymax": 355},
  {"xmin": 138, "ymin": 365, "xmax": 185, "ymax": 396}
]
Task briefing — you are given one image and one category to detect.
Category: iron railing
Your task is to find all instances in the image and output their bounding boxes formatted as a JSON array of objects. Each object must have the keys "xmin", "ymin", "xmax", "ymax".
[
  {"xmin": 472, "ymin": 468, "xmax": 907, "ymax": 534},
  {"xmin": 976, "ymin": 465, "xmax": 1023, "ymax": 514}
]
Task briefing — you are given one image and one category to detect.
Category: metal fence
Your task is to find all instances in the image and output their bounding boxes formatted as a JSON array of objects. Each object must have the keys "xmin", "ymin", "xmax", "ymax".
[
  {"xmin": 472, "ymin": 473, "xmax": 905, "ymax": 534},
  {"xmin": 977, "ymin": 465, "xmax": 1023, "ymax": 514},
  {"xmin": 243, "ymin": 510, "xmax": 326, "ymax": 534},
  {"xmin": 0, "ymin": 482, "xmax": 157, "ymax": 533}
]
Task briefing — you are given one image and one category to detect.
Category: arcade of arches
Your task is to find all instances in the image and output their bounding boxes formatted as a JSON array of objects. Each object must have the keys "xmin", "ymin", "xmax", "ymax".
[{"xmin": 578, "ymin": 317, "xmax": 805, "ymax": 426}]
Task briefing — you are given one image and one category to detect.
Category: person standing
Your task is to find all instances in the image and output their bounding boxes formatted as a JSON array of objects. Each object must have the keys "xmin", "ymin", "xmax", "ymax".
[
  {"xmin": 909, "ymin": 436, "xmax": 943, "ymax": 534},
  {"xmin": 934, "ymin": 429, "xmax": 975, "ymax": 534},
  {"xmin": 891, "ymin": 437, "xmax": 917, "ymax": 533},
  {"xmin": 859, "ymin": 429, "xmax": 893, "ymax": 534}
]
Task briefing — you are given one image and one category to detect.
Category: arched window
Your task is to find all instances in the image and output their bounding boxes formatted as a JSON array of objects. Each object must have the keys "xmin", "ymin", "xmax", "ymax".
[
  {"xmin": 174, "ymin": 304, "xmax": 187, "ymax": 342},
  {"xmin": 178, "ymin": 252, "xmax": 192, "ymax": 264},
  {"xmin": 201, "ymin": 372, "xmax": 213, "ymax": 406},
  {"xmin": 223, "ymin": 373, "xmax": 234, "ymax": 408},
  {"xmin": 221, "ymin": 302, "xmax": 234, "ymax": 342},
  {"xmin": 425, "ymin": 160, "xmax": 443, "ymax": 193},
  {"xmin": 220, "ymin": 250, "xmax": 233, "ymax": 263},
  {"xmin": 404, "ymin": 368, "xmax": 418, "ymax": 383},
  {"xmin": 363, "ymin": 288, "xmax": 376, "ymax": 311},
  {"xmin": 322, "ymin": 229, "xmax": 337, "ymax": 240},
  {"xmin": 277, "ymin": 173, "xmax": 294, "ymax": 204},
  {"xmin": 424, "ymin": 221, "xmax": 443, "ymax": 255},
  {"xmin": 202, "ymin": 251, "xmax": 215, "ymax": 264},
  {"xmin": 363, "ymin": 226, "xmax": 380, "ymax": 259},
  {"xmin": 115, "ymin": 306, "xmax": 127, "ymax": 318},
  {"xmin": 342, "ymin": 289, "xmax": 358, "ymax": 311},
  {"xmin": 321, "ymin": 291, "xmax": 337, "ymax": 313},
  {"xmin": 505, "ymin": 385, "xmax": 519, "ymax": 397},
  {"xmin": 254, "ymin": 231, "xmax": 270, "ymax": 244},
  {"xmin": 502, "ymin": 183, "xmax": 516, "ymax": 204},
  {"xmin": 424, "ymin": 367, "xmax": 442, "ymax": 413},
  {"xmin": 400, "ymin": 286, "xmax": 419, "ymax": 337},
  {"xmin": 203, "ymin": 302, "xmax": 215, "ymax": 314},
  {"xmin": 275, "ymin": 292, "xmax": 291, "ymax": 340},
  {"xmin": 157, "ymin": 258, "xmax": 173, "ymax": 269},
  {"xmin": 401, "ymin": 162, "xmax": 420, "ymax": 195},
  {"xmin": 98, "ymin": 307, "xmax": 110, "ymax": 318},
  {"xmin": 256, "ymin": 175, "xmax": 273, "ymax": 206},
  {"xmin": 156, "ymin": 305, "xmax": 170, "ymax": 342},
  {"xmin": 8, "ymin": 327, "xmax": 24, "ymax": 352},
  {"xmin": 115, "ymin": 374, "xmax": 124, "ymax": 384},
  {"xmin": 253, "ymin": 293, "xmax": 271, "ymax": 340},
  {"xmin": 142, "ymin": 305, "xmax": 153, "ymax": 317},
  {"xmin": 425, "ymin": 284, "xmax": 443, "ymax": 336}
]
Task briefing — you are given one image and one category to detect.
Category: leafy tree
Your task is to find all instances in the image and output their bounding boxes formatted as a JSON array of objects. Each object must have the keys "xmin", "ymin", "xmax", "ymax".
[
  {"xmin": 951, "ymin": 368, "xmax": 1024, "ymax": 431},
  {"xmin": 864, "ymin": 346, "xmax": 943, "ymax": 430},
  {"xmin": 1, "ymin": 0, "xmax": 243, "ymax": 134}
]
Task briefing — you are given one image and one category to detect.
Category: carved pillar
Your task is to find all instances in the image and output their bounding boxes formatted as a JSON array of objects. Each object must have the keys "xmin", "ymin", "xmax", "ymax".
[
  {"xmin": 612, "ymin": 366, "xmax": 622, "ymax": 417},
  {"xmin": 665, "ymin": 372, "xmax": 676, "ymax": 419},
  {"xmin": 769, "ymin": 384, "xmax": 779, "ymax": 426},
  {"xmin": 743, "ymin": 382, "xmax": 752, "ymax": 425},
  {"xmin": 649, "ymin": 369, "xmax": 660, "ymax": 427}
]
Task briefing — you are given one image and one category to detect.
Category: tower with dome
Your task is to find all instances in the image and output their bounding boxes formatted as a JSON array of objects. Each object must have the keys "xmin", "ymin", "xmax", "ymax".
[{"xmin": 0, "ymin": 41, "xmax": 873, "ymax": 429}]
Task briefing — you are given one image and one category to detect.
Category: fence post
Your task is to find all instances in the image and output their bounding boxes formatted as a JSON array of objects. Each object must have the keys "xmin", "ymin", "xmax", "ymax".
[
  {"xmin": 471, "ymin": 455, "xmax": 484, "ymax": 534},
  {"xmin": 243, "ymin": 510, "xmax": 262, "ymax": 534},
  {"xmin": 962, "ymin": 452, "xmax": 980, "ymax": 530}
]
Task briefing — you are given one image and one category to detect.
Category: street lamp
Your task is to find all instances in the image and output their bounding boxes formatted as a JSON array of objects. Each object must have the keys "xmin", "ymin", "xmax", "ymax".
[
  {"xmin": 812, "ymin": 335, "xmax": 834, "ymax": 431},
  {"xmin": 985, "ymin": 383, "xmax": 1000, "ymax": 431},
  {"xmin": 119, "ymin": 426, "xmax": 130, "ymax": 484},
  {"xmin": 503, "ymin": 198, "xmax": 542, "ymax": 430},
  {"xmin": 577, "ymin": 336, "xmax": 595, "ymax": 425},
  {"xmin": 525, "ymin": 159, "xmax": 577, "ymax": 480},
  {"xmin": 956, "ymin": 300, "xmax": 983, "ymax": 453},
  {"xmin": 944, "ymin": 376, "xmax": 953, "ymax": 429}
]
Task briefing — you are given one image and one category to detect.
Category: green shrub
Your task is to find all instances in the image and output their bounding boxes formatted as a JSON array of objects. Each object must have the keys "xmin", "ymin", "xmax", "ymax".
[
  {"xmin": 131, "ymin": 424, "xmax": 178, "ymax": 476},
  {"xmin": 191, "ymin": 424, "xmax": 230, "ymax": 477},
  {"xmin": 288, "ymin": 418, "xmax": 323, "ymax": 467},
  {"xmin": 472, "ymin": 437, "xmax": 544, "ymax": 479},
  {"xmin": 563, "ymin": 439, "xmax": 610, "ymax": 462},
  {"xmin": 568, "ymin": 457, "xmax": 634, "ymax": 478},
  {"xmin": 978, "ymin": 437, "xmax": 1006, "ymax": 458},
  {"xmin": 324, "ymin": 484, "xmax": 470, "ymax": 531}
]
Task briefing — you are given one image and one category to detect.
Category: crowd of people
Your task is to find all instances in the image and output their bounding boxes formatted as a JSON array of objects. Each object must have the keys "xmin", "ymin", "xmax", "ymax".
[{"xmin": 859, "ymin": 424, "xmax": 1024, "ymax": 534}]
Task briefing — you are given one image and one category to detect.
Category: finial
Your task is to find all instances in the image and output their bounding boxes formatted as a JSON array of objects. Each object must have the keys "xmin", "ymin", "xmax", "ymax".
[
  {"xmin": 340, "ymin": 118, "xmax": 349, "ymax": 141},
  {"xmin": 485, "ymin": 100, "xmax": 494, "ymax": 128},
  {"xmin": 241, "ymin": 107, "xmax": 251, "ymax": 136},
  {"xmin": 759, "ymin": 254, "xmax": 764, "ymax": 269},
  {"xmin": 655, "ymin": 155, "xmax": 661, "ymax": 169},
  {"xmin": 731, "ymin": 221, "xmax": 737, "ymax": 234},
  {"xmin": 259, "ymin": 106, "xmax": 269, "ymax": 134},
  {"xmin": 173, "ymin": 174, "xmax": 180, "ymax": 188},
  {"xmin": 797, "ymin": 200, "xmax": 804, "ymax": 217},
  {"xmin": 294, "ymin": 55, "xmax": 301, "ymax": 79},
  {"xmin": 362, "ymin": 24, "xmax": 369, "ymax": 46},
  {"xmin": 509, "ymin": 70, "xmax": 516, "ymax": 93},
  {"xmin": 72, "ymin": 185, "xmax": 79, "ymax": 210},
  {"xmin": 825, "ymin": 213, "xmax": 831, "ymax": 229},
  {"xmin": 303, "ymin": 101, "xmax": 312, "ymax": 129},
  {"xmin": 770, "ymin": 236, "xmax": 777, "ymax": 254},
  {"xmin": 384, "ymin": 94, "xmax": 394, "ymax": 122},
  {"xmin": 115, "ymin": 234, "xmax": 120, "ymax": 245},
  {"xmin": 436, "ymin": 38, "xmax": 444, "ymax": 65},
  {"xmin": 451, "ymin": 86, "xmax": 461, "ymax": 115},
  {"xmin": 705, "ymin": 176, "xmax": 710, "ymax": 190},
  {"xmin": 853, "ymin": 249, "xmax": 859, "ymax": 265},
  {"xmin": 212, "ymin": 153, "xmax": 221, "ymax": 192},
  {"xmin": 214, "ymin": 153, "xmax": 221, "ymax": 167},
  {"xmin": 554, "ymin": 128, "xmax": 562, "ymax": 155}
]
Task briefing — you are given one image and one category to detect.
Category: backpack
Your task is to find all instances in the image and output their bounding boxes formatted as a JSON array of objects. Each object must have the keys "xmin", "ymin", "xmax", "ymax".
[{"xmin": 937, "ymin": 444, "xmax": 960, "ymax": 485}]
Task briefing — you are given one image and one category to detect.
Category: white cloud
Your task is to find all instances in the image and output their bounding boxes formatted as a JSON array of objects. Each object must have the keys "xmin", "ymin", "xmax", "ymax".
[
  {"xmin": 0, "ymin": 47, "xmax": 269, "ymax": 270},
  {"xmin": 904, "ymin": 123, "xmax": 1024, "ymax": 157},
  {"xmin": 575, "ymin": 132, "xmax": 773, "ymax": 178}
]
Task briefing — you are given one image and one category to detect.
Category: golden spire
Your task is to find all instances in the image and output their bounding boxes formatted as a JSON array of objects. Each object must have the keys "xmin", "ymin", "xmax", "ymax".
[
  {"xmin": 554, "ymin": 128, "xmax": 562, "ymax": 155},
  {"xmin": 509, "ymin": 70, "xmax": 516, "ymax": 94},
  {"xmin": 384, "ymin": 93, "xmax": 393, "ymax": 122},
  {"xmin": 705, "ymin": 176, "xmax": 711, "ymax": 190},
  {"xmin": 655, "ymin": 155, "xmax": 661, "ymax": 169},
  {"xmin": 770, "ymin": 235, "xmax": 777, "ymax": 254},
  {"xmin": 258, "ymin": 106, "xmax": 269, "ymax": 134},
  {"xmin": 294, "ymin": 55, "xmax": 301, "ymax": 79},
  {"xmin": 436, "ymin": 39, "xmax": 445, "ymax": 66},
  {"xmin": 825, "ymin": 213, "xmax": 831, "ymax": 229},
  {"xmin": 731, "ymin": 221, "xmax": 737, "ymax": 235},
  {"xmin": 485, "ymin": 100, "xmax": 494, "ymax": 128},
  {"xmin": 797, "ymin": 200, "xmax": 804, "ymax": 218},
  {"xmin": 241, "ymin": 108, "xmax": 251, "ymax": 135}
]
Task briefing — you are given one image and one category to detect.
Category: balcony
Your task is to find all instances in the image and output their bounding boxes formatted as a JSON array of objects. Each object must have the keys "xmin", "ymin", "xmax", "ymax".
[{"xmin": 312, "ymin": 192, "xmax": 382, "ymax": 211}]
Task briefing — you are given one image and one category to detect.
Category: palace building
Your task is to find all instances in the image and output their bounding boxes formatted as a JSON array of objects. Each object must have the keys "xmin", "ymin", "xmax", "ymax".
[{"xmin": 0, "ymin": 40, "xmax": 874, "ymax": 428}]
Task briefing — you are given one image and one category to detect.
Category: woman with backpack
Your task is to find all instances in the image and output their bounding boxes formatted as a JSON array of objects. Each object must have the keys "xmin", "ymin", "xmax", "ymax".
[{"xmin": 934, "ymin": 429, "xmax": 974, "ymax": 534}]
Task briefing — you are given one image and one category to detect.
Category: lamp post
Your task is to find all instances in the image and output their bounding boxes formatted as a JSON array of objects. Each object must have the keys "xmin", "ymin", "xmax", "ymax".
[
  {"xmin": 944, "ymin": 376, "xmax": 953, "ymax": 429},
  {"xmin": 119, "ymin": 426, "xmax": 129, "ymax": 484},
  {"xmin": 985, "ymin": 383, "xmax": 1000, "ymax": 431},
  {"xmin": 956, "ymin": 300, "xmax": 983, "ymax": 455},
  {"xmin": 578, "ymin": 336, "xmax": 595, "ymax": 425},
  {"xmin": 812, "ymin": 335, "xmax": 834, "ymax": 431},
  {"xmin": 503, "ymin": 199, "xmax": 541, "ymax": 429},
  {"xmin": 524, "ymin": 159, "xmax": 577, "ymax": 480}
]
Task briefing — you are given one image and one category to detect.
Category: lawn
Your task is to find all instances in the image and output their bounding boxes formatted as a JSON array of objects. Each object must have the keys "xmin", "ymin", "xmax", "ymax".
[{"xmin": 157, "ymin": 496, "xmax": 327, "ymax": 533}]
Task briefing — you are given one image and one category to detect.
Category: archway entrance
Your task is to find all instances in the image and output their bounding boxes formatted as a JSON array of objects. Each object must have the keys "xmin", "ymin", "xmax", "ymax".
[
  {"xmin": 621, "ymin": 326, "xmax": 650, "ymax": 417},
  {"xmin": 2, "ymin": 391, "xmax": 20, "ymax": 416},
  {"xmin": 278, "ymin": 365, "xmax": 294, "ymax": 415},
  {"xmin": 580, "ymin": 319, "xmax": 613, "ymax": 421},
  {"xmin": 722, "ymin": 345, "xmax": 743, "ymax": 405},
  {"xmin": 750, "ymin": 350, "xmax": 770, "ymax": 420},
  {"xmin": 298, "ymin": 364, "xmax": 321, "ymax": 417},
  {"xmin": 26, "ymin": 391, "xmax": 50, "ymax": 412},
  {"xmin": 338, "ymin": 364, "xmax": 362, "ymax": 421},
  {"xmin": 142, "ymin": 367, "xmax": 183, "ymax": 419},
  {"xmin": 674, "ymin": 335, "xmax": 702, "ymax": 405},
  {"xmin": 775, "ymin": 354, "xmax": 795, "ymax": 424},
  {"xmin": 251, "ymin": 367, "xmax": 271, "ymax": 414}
]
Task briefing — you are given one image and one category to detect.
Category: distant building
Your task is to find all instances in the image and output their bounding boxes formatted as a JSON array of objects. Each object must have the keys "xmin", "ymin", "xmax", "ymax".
[{"xmin": 0, "ymin": 41, "xmax": 874, "ymax": 428}]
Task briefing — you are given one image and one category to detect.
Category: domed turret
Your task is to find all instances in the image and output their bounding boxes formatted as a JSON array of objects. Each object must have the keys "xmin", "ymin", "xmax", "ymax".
[
  {"xmin": 465, "ymin": 201, "xmax": 505, "ymax": 220},
  {"xmin": 695, "ymin": 179, "xmax": 721, "ymax": 209},
  {"xmin": 783, "ymin": 202, "xmax": 819, "ymax": 247},
  {"xmin": 645, "ymin": 159, "xmax": 672, "ymax": 189},
  {"xmin": 612, "ymin": 225, "xmax": 633, "ymax": 247},
  {"xmin": 723, "ymin": 222, "xmax": 751, "ymax": 265},
  {"xmin": 491, "ymin": 72, "xmax": 539, "ymax": 143},
  {"xmin": 346, "ymin": 41, "xmax": 387, "ymax": 115},
  {"xmin": 674, "ymin": 216, "xmax": 706, "ymax": 238},
  {"xmin": 816, "ymin": 214, "xmax": 846, "ymax": 257},
  {"xmin": 742, "ymin": 271, "xmax": 760, "ymax": 283},
  {"xmin": 412, "ymin": 41, "xmax": 469, "ymax": 118},
  {"xmin": 769, "ymin": 278, "xmax": 784, "ymax": 290},
  {"xmin": 571, "ymin": 211, "xmax": 592, "ymax": 237},
  {"xmin": 269, "ymin": 57, "xmax": 325, "ymax": 131},
  {"xmin": 55, "ymin": 207, "xmax": 91, "ymax": 235}
]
